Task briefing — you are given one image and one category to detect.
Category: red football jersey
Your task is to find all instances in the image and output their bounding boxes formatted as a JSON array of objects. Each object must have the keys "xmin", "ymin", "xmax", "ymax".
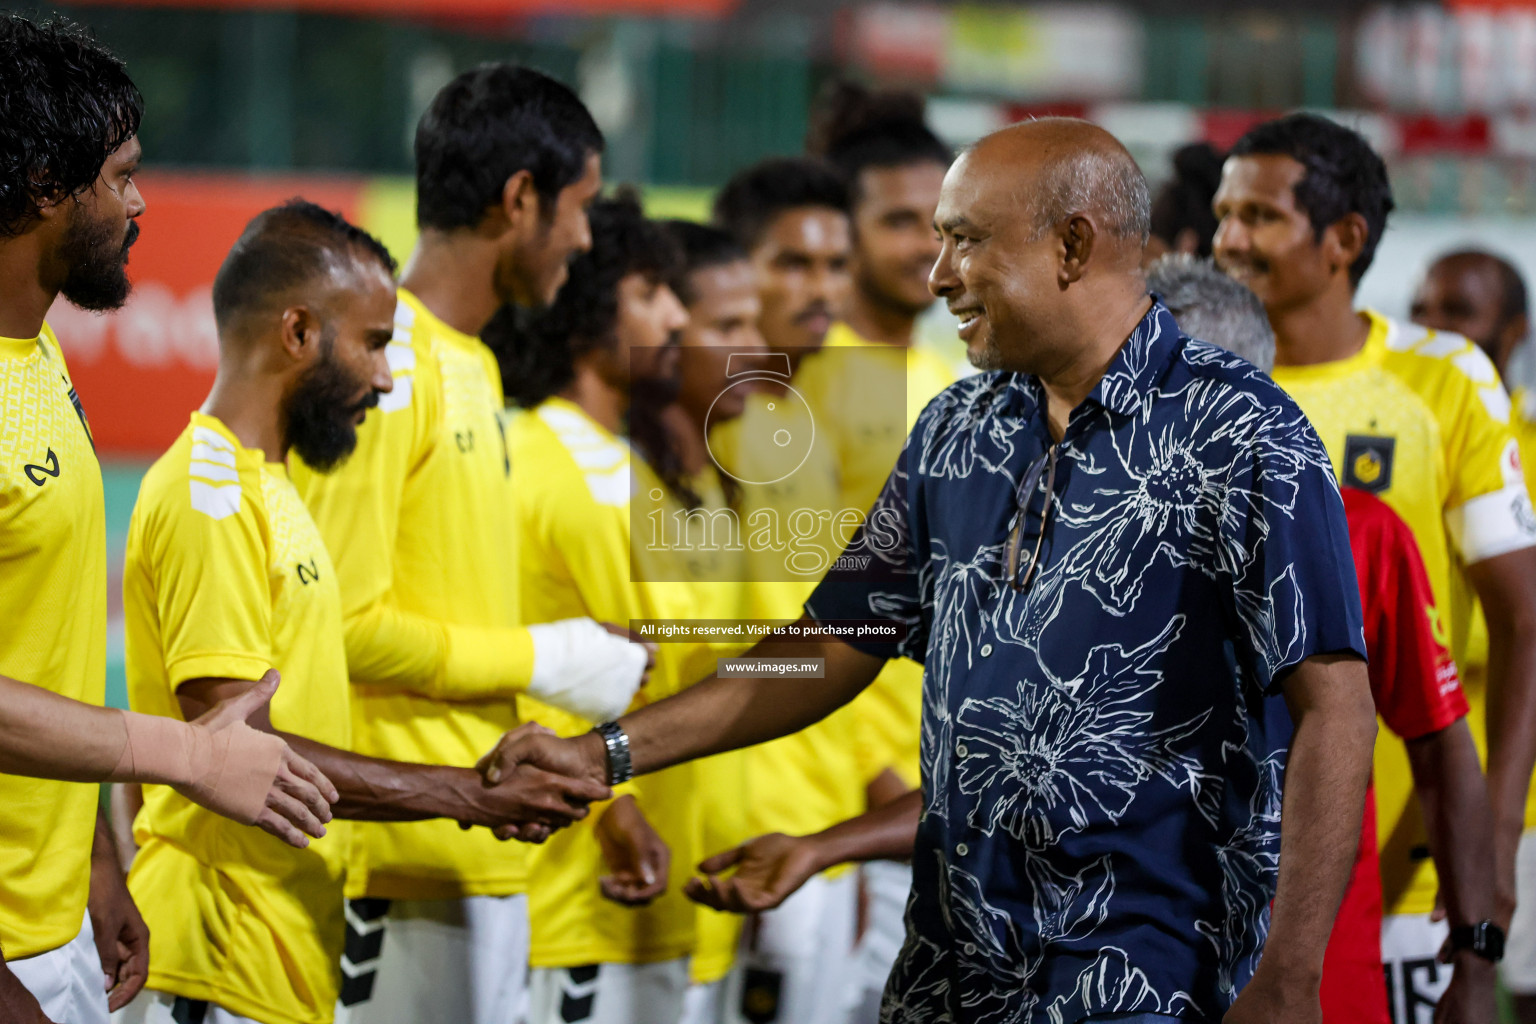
[{"xmin": 1321, "ymin": 489, "xmax": 1468, "ymax": 1024}]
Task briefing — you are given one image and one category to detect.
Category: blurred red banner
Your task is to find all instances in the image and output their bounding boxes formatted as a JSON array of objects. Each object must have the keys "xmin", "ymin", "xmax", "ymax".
[{"xmin": 48, "ymin": 172, "xmax": 365, "ymax": 457}]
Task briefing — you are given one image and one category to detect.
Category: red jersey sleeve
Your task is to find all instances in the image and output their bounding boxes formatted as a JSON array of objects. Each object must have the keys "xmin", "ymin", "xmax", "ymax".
[{"xmin": 1343, "ymin": 488, "xmax": 1468, "ymax": 739}]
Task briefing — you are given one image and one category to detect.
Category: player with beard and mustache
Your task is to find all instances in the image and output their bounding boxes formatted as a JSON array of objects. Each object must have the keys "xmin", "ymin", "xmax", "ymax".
[
  {"xmin": 487, "ymin": 191, "xmax": 722, "ymax": 1024},
  {"xmin": 286, "ymin": 66, "xmax": 651, "ymax": 1024},
  {"xmin": 800, "ymin": 83, "xmax": 962, "ymax": 1022},
  {"xmin": 0, "ymin": 16, "xmax": 339, "ymax": 1024},
  {"xmin": 705, "ymin": 155, "xmax": 873, "ymax": 1024},
  {"xmin": 116, "ymin": 201, "xmax": 609, "ymax": 1024}
]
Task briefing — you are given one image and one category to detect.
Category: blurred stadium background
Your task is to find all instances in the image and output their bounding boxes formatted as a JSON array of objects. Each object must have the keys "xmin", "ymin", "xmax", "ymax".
[{"xmin": 19, "ymin": 0, "xmax": 1536, "ymax": 712}]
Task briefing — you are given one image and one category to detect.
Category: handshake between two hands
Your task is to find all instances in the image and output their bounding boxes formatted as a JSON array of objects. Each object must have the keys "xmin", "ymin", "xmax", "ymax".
[{"xmin": 457, "ymin": 721, "xmax": 612, "ymax": 844}]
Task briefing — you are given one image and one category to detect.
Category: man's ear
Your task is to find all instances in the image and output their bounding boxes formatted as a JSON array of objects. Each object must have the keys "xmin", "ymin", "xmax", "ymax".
[
  {"xmin": 1060, "ymin": 214, "xmax": 1096, "ymax": 286},
  {"xmin": 1499, "ymin": 313, "xmax": 1531, "ymax": 371},
  {"xmin": 278, "ymin": 306, "xmax": 320, "ymax": 363},
  {"xmin": 1324, "ymin": 212, "xmax": 1368, "ymax": 280},
  {"xmin": 500, "ymin": 170, "xmax": 540, "ymax": 237}
]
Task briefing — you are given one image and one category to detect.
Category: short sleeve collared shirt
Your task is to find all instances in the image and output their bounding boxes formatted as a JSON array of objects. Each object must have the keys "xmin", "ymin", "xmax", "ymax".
[{"xmin": 807, "ymin": 301, "xmax": 1367, "ymax": 1022}]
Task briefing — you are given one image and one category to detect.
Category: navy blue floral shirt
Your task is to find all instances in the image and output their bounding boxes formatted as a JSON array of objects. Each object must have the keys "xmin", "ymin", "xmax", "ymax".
[{"xmin": 806, "ymin": 301, "xmax": 1366, "ymax": 1023}]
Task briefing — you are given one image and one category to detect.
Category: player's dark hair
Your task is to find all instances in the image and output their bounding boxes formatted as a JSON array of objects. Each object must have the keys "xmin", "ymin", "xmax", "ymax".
[
  {"xmin": 661, "ymin": 220, "xmax": 747, "ymax": 306},
  {"xmin": 1150, "ymin": 143, "xmax": 1224, "ymax": 258},
  {"xmin": 806, "ymin": 80, "xmax": 950, "ymax": 205},
  {"xmin": 0, "ymin": 15, "xmax": 143, "ymax": 239},
  {"xmin": 414, "ymin": 63, "xmax": 604, "ymax": 232},
  {"xmin": 712, "ymin": 157, "xmax": 850, "ymax": 252},
  {"xmin": 213, "ymin": 199, "xmax": 398, "ymax": 333},
  {"xmin": 496, "ymin": 189, "xmax": 680, "ymax": 409},
  {"xmin": 1229, "ymin": 113, "xmax": 1395, "ymax": 287}
]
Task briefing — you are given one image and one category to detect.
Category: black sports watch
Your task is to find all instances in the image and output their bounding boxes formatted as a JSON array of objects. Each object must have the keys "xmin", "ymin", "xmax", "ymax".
[
  {"xmin": 593, "ymin": 721, "xmax": 633, "ymax": 786},
  {"xmin": 1446, "ymin": 921, "xmax": 1506, "ymax": 963}
]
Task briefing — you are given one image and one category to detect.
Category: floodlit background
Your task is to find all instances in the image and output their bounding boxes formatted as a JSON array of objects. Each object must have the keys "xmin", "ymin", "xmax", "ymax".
[{"xmin": 24, "ymin": 0, "xmax": 1536, "ymax": 902}]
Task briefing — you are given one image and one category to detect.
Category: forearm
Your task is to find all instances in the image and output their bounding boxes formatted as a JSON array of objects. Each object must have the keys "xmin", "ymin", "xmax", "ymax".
[
  {"xmin": 1480, "ymin": 611, "xmax": 1536, "ymax": 923},
  {"xmin": 0, "ymin": 673, "xmax": 133, "ymax": 782},
  {"xmin": 343, "ymin": 603, "xmax": 535, "ymax": 703},
  {"xmin": 618, "ymin": 622, "xmax": 886, "ymax": 777},
  {"xmin": 278, "ymin": 732, "xmax": 491, "ymax": 823},
  {"xmin": 1267, "ymin": 658, "xmax": 1376, "ymax": 981},
  {"xmin": 1405, "ymin": 722, "xmax": 1496, "ymax": 928},
  {"xmin": 806, "ymin": 788, "xmax": 922, "ymax": 868},
  {"xmin": 0, "ymin": 951, "xmax": 44, "ymax": 1023}
]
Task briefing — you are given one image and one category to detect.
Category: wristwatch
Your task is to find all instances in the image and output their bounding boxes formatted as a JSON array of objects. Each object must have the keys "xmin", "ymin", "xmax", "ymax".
[
  {"xmin": 1446, "ymin": 921, "xmax": 1506, "ymax": 962},
  {"xmin": 593, "ymin": 721, "xmax": 633, "ymax": 786}
]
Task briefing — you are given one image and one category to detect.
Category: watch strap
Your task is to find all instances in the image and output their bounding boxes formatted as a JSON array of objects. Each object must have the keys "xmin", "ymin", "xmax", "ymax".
[{"xmin": 593, "ymin": 721, "xmax": 633, "ymax": 786}]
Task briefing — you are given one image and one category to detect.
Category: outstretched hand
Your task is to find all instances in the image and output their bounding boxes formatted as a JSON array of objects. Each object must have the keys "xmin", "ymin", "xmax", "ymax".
[
  {"xmin": 477, "ymin": 721, "xmax": 606, "ymax": 793},
  {"xmin": 183, "ymin": 670, "xmax": 338, "ymax": 848},
  {"xmin": 595, "ymin": 795, "xmax": 670, "ymax": 905},
  {"xmin": 463, "ymin": 723, "xmax": 611, "ymax": 843},
  {"xmin": 683, "ymin": 832, "xmax": 827, "ymax": 914}
]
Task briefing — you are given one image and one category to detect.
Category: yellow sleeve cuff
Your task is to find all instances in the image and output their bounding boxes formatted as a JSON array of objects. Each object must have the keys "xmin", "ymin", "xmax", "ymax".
[{"xmin": 436, "ymin": 625, "xmax": 536, "ymax": 701}]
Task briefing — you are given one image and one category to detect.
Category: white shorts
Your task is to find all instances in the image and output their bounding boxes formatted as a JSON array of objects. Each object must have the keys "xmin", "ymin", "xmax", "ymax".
[
  {"xmin": 112, "ymin": 990, "xmax": 258, "ymax": 1024},
  {"xmin": 724, "ymin": 870, "xmax": 857, "ymax": 1024},
  {"xmin": 527, "ymin": 958, "xmax": 689, "ymax": 1024},
  {"xmin": 334, "ymin": 894, "xmax": 529, "ymax": 1024},
  {"xmin": 1503, "ymin": 828, "xmax": 1536, "ymax": 994},
  {"xmin": 679, "ymin": 978, "xmax": 727, "ymax": 1024},
  {"xmin": 9, "ymin": 911, "xmax": 109, "ymax": 1024},
  {"xmin": 1381, "ymin": 912, "xmax": 1450, "ymax": 1024},
  {"xmin": 844, "ymin": 860, "xmax": 911, "ymax": 1024}
]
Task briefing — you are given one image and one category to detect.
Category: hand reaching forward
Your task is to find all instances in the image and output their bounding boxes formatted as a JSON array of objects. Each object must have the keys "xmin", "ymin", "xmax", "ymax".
[
  {"xmin": 177, "ymin": 671, "xmax": 338, "ymax": 848},
  {"xmin": 463, "ymin": 723, "xmax": 611, "ymax": 843},
  {"xmin": 595, "ymin": 795, "xmax": 669, "ymax": 906},
  {"xmin": 477, "ymin": 723, "xmax": 607, "ymax": 792},
  {"xmin": 683, "ymin": 833, "xmax": 828, "ymax": 914}
]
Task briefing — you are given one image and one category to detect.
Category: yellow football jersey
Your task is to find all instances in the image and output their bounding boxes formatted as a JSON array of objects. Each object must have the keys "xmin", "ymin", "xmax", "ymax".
[
  {"xmin": 710, "ymin": 393, "xmax": 871, "ymax": 863},
  {"xmin": 290, "ymin": 288, "xmax": 531, "ymax": 900},
  {"xmin": 797, "ymin": 321, "xmax": 957, "ymax": 515},
  {"xmin": 0, "ymin": 325, "xmax": 104, "ymax": 960},
  {"xmin": 1272, "ymin": 310, "xmax": 1536, "ymax": 915},
  {"xmin": 797, "ymin": 324, "xmax": 953, "ymax": 793},
  {"xmin": 124, "ymin": 413, "xmax": 351, "ymax": 1024},
  {"xmin": 681, "ymin": 467, "xmax": 753, "ymax": 987},
  {"xmin": 512, "ymin": 398, "xmax": 719, "ymax": 968},
  {"xmin": 1512, "ymin": 387, "xmax": 1536, "ymax": 499}
]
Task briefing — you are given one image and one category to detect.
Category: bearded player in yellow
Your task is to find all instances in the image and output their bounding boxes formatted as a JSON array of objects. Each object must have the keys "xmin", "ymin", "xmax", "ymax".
[
  {"xmin": 116, "ymin": 201, "xmax": 610, "ymax": 1024},
  {"xmin": 702, "ymin": 158, "xmax": 881, "ymax": 1024},
  {"xmin": 796, "ymin": 82, "xmax": 960, "ymax": 1022},
  {"xmin": 0, "ymin": 18, "xmax": 339, "ymax": 1024},
  {"xmin": 649, "ymin": 220, "xmax": 768, "ymax": 1024},
  {"xmin": 289, "ymin": 68, "xmax": 651, "ymax": 1024},
  {"xmin": 1214, "ymin": 113, "xmax": 1536, "ymax": 1017},
  {"xmin": 489, "ymin": 192, "xmax": 731, "ymax": 1024}
]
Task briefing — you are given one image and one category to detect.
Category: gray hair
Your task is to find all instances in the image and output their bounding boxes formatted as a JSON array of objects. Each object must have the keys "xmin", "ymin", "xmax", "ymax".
[
  {"xmin": 1030, "ymin": 148, "xmax": 1151, "ymax": 244},
  {"xmin": 1148, "ymin": 254, "xmax": 1275, "ymax": 372}
]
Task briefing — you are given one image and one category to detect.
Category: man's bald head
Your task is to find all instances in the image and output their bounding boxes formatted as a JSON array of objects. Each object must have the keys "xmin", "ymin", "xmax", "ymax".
[
  {"xmin": 930, "ymin": 118, "xmax": 1154, "ymax": 377},
  {"xmin": 1411, "ymin": 248, "xmax": 1530, "ymax": 373},
  {"xmin": 213, "ymin": 199, "xmax": 398, "ymax": 344},
  {"xmin": 968, "ymin": 118, "xmax": 1150, "ymax": 250}
]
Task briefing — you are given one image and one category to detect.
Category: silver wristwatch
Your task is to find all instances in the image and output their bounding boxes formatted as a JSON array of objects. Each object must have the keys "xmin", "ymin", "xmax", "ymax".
[{"xmin": 593, "ymin": 721, "xmax": 633, "ymax": 785}]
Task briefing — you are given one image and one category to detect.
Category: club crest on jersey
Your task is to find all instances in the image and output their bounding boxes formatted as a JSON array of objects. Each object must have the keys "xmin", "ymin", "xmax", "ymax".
[{"xmin": 1343, "ymin": 435, "xmax": 1395, "ymax": 494}]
